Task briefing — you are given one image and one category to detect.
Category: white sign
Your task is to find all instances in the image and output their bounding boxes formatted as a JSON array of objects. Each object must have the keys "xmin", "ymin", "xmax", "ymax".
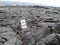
[{"xmin": 20, "ymin": 19, "xmax": 27, "ymax": 29}]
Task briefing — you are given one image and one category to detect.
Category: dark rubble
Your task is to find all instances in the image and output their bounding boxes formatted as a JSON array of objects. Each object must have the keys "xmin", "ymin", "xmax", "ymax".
[{"xmin": 0, "ymin": 6, "xmax": 60, "ymax": 45}]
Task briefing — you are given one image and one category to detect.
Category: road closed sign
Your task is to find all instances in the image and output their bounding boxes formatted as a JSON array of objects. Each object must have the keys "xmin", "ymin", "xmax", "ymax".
[{"xmin": 20, "ymin": 19, "xmax": 27, "ymax": 29}]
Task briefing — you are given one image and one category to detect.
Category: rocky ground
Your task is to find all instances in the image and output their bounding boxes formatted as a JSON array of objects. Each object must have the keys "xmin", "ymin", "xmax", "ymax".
[{"xmin": 0, "ymin": 6, "xmax": 60, "ymax": 45}]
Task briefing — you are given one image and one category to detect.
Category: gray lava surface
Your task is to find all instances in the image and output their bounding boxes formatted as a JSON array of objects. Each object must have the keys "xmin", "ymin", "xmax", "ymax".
[{"xmin": 0, "ymin": 6, "xmax": 60, "ymax": 45}]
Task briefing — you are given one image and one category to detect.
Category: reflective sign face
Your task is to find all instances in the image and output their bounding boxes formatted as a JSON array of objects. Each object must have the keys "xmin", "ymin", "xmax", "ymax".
[{"xmin": 20, "ymin": 19, "xmax": 27, "ymax": 29}]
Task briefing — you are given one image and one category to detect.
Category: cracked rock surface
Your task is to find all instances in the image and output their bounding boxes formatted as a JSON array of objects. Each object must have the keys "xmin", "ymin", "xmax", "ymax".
[{"xmin": 0, "ymin": 6, "xmax": 60, "ymax": 45}]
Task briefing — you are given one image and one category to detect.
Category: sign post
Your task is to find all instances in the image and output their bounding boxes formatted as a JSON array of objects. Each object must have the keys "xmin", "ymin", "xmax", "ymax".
[
  {"xmin": 20, "ymin": 17, "xmax": 28, "ymax": 32},
  {"xmin": 20, "ymin": 17, "xmax": 29, "ymax": 45}
]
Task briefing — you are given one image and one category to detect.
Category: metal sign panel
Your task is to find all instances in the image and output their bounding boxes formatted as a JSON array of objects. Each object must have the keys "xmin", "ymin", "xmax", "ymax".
[{"xmin": 20, "ymin": 19, "xmax": 27, "ymax": 29}]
